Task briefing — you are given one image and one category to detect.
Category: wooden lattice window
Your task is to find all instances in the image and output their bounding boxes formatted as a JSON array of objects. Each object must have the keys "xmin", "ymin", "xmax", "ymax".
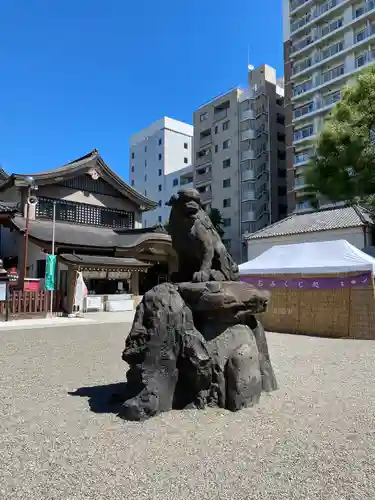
[{"xmin": 36, "ymin": 197, "xmax": 134, "ymax": 229}]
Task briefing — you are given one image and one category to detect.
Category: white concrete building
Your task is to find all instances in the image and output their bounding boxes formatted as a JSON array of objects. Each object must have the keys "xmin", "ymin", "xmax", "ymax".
[
  {"xmin": 244, "ymin": 204, "xmax": 374, "ymax": 261},
  {"xmin": 283, "ymin": 0, "xmax": 375, "ymax": 213},
  {"xmin": 129, "ymin": 117, "xmax": 194, "ymax": 227}
]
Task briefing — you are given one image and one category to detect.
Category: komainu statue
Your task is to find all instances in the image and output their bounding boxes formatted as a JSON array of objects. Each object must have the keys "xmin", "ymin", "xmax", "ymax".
[
  {"xmin": 166, "ymin": 188, "xmax": 239, "ymax": 283},
  {"xmin": 116, "ymin": 188, "xmax": 278, "ymax": 421}
]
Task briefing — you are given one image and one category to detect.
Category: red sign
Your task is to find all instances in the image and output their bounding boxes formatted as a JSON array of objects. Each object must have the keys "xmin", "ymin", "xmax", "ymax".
[{"xmin": 24, "ymin": 280, "xmax": 40, "ymax": 292}]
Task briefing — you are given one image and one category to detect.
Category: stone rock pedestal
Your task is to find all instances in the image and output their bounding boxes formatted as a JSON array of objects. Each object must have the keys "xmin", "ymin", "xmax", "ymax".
[{"xmin": 118, "ymin": 281, "xmax": 277, "ymax": 421}]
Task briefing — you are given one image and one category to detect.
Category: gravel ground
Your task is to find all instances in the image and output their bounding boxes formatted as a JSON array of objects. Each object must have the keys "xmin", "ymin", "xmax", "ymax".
[{"xmin": 1, "ymin": 324, "xmax": 375, "ymax": 500}]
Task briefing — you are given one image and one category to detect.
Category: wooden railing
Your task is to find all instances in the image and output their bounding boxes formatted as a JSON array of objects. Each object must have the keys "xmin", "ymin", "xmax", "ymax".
[{"xmin": 0, "ymin": 290, "xmax": 65, "ymax": 318}]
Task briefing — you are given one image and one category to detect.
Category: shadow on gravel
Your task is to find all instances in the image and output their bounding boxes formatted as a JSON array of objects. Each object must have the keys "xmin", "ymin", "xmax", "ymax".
[{"xmin": 69, "ymin": 383, "xmax": 127, "ymax": 414}]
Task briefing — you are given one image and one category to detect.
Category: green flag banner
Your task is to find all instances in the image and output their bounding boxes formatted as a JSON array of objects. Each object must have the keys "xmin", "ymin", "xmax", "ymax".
[{"xmin": 45, "ymin": 254, "xmax": 56, "ymax": 291}]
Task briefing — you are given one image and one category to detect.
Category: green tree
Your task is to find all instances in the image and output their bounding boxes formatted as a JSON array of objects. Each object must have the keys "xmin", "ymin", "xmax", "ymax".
[
  {"xmin": 305, "ymin": 65, "xmax": 375, "ymax": 209},
  {"xmin": 208, "ymin": 208, "xmax": 225, "ymax": 237}
]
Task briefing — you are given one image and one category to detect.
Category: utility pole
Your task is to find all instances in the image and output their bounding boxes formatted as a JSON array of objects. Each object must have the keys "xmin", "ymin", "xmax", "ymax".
[{"xmin": 49, "ymin": 201, "xmax": 56, "ymax": 315}]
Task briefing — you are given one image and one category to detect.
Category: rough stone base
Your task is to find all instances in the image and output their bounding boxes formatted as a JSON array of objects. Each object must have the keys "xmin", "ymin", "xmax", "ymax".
[{"xmin": 118, "ymin": 281, "xmax": 277, "ymax": 421}]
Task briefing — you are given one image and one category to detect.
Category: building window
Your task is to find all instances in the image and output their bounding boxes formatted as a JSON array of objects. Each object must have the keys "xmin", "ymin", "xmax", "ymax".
[
  {"xmin": 158, "ymin": 215, "xmax": 162, "ymax": 223},
  {"xmin": 293, "ymin": 124, "xmax": 314, "ymax": 142},
  {"xmin": 215, "ymin": 125, "xmax": 218, "ymax": 134},
  {"xmin": 184, "ymin": 157, "xmax": 188, "ymax": 164},
  {"xmin": 158, "ymin": 168, "xmax": 162, "ymax": 176},
  {"xmin": 277, "ymin": 132, "xmax": 285, "ymax": 142},
  {"xmin": 131, "ymin": 152, "xmax": 135, "ymax": 159},
  {"xmin": 223, "ymin": 178, "xmax": 231, "ymax": 188},
  {"xmin": 144, "ymin": 174, "xmax": 147, "ymax": 181},
  {"xmin": 131, "ymin": 180, "xmax": 134, "ymax": 186},
  {"xmin": 223, "ymin": 198, "xmax": 231, "ymax": 208},
  {"xmin": 215, "ymin": 145, "xmax": 218, "ymax": 153},
  {"xmin": 36, "ymin": 259, "xmax": 46, "ymax": 279},
  {"xmin": 200, "ymin": 128, "xmax": 211, "ymax": 141},
  {"xmin": 355, "ymin": 29, "xmax": 366, "ymax": 43},
  {"xmin": 356, "ymin": 53, "xmax": 367, "ymax": 68},
  {"xmin": 197, "ymin": 148, "xmax": 211, "ymax": 161},
  {"xmin": 36, "ymin": 196, "xmax": 134, "ymax": 229},
  {"xmin": 355, "ymin": 6, "xmax": 365, "ymax": 17},
  {"xmin": 159, "ymin": 138, "xmax": 162, "ymax": 146},
  {"xmin": 200, "ymin": 112, "xmax": 208, "ymax": 122},
  {"xmin": 222, "ymin": 120, "xmax": 230, "ymax": 131},
  {"xmin": 144, "ymin": 190, "xmax": 147, "ymax": 196},
  {"xmin": 158, "ymin": 184, "xmax": 162, "ymax": 191},
  {"xmin": 145, "ymin": 146, "xmax": 147, "ymax": 152},
  {"xmin": 131, "ymin": 165, "xmax": 134, "ymax": 173},
  {"xmin": 158, "ymin": 200, "xmax": 162, "ymax": 207},
  {"xmin": 184, "ymin": 143, "xmax": 188, "ymax": 149},
  {"xmin": 214, "ymin": 100, "xmax": 230, "ymax": 113},
  {"xmin": 223, "ymin": 218, "xmax": 231, "ymax": 227},
  {"xmin": 145, "ymin": 160, "xmax": 147, "ymax": 167},
  {"xmin": 223, "ymin": 139, "xmax": 231, "ymax": 150},
  {"xmin": 173, "ymin": 178, "xmax": 179, "ymax": 186},
  {"xmin": 223, "ymin": 158, "xmax": 231, "ymax": 169},
  {"xmin": 158, "ymin": 153, "xmax": 162, "ymax": 161}
]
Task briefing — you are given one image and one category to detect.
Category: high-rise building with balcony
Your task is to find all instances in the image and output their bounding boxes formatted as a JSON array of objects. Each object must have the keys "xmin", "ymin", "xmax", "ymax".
[
  {"xmin": 284, "ymin": 0, "xmax": 375, "ymax": 213},
  {"xmin": 193, "ymin": 64, "xmax": 286, "ymax": 263},
  {"xmin": 129, "ymin": 117, "xmax": 194, "ymax": 227}
]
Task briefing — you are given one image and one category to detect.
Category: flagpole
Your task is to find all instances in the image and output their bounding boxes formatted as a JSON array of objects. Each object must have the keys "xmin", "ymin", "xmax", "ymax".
[{"xmin": 49, "ymin": 201, "xmax": 56, "ymax": 316}]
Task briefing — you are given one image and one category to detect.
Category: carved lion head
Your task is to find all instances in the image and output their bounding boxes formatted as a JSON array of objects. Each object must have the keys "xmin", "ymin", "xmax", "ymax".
[{"xmin": 166, "ymin": 188, "xmax": 203, "ymax": 217}]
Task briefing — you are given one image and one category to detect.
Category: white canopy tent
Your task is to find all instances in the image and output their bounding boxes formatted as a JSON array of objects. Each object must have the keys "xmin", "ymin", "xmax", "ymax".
[{"xmin": 239, "ymin": 240, "xmax": 375, "ymax": 275}]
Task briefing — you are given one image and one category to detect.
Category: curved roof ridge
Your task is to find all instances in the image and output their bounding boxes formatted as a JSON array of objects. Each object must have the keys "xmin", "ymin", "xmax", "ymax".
[{"xmin": 0, "ymin": 150, "xmax": 156, "ymax": 211}]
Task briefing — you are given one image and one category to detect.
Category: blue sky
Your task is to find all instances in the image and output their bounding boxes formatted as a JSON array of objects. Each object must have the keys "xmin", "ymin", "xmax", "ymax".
[{"xmin": 0, "ymin": 0, "xmax": 283, "ymax": 180}]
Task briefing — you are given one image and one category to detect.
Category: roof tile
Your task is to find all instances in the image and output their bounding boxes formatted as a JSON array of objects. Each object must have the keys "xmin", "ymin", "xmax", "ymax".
[
  {"xmin": 246, "ymin": 205, "xmax": 373, "ymax": 240},
  {"xmin": 11, "ymin": 215, "xmax": 171, "ymax": 249}
]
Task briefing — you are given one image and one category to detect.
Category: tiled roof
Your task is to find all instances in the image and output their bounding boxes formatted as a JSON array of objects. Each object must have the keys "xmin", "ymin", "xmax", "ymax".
[
  {"xmin": 0, "ymin": 150, "xmax": 156, "ymax": 211},
  {"xmin": 11, "ymin": 215, "xmax": 171, "ymax": 249},
  {"xmin": 0, "ymin": 201, "xmax": 19, "ymax": 214},
  {"xmin": 246, "ymin": 205, "xmax": 373, "ymax": 240},
  {"xmin": 59, "ymin": 254, "xmax": 151, "ymax": 268},
  {"xmin": 0, "ymin": 169, "xmax": 9, "ymax": 181}
]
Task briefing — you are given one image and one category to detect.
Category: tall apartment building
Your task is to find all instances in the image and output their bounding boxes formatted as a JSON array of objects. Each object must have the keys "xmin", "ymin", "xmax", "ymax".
[
  {"xmin": 129, "ymin": 117, "xmax": 194, "ymax": 227},
  {"xmin": 284, "ymin": 0, "xmax": 375, "ymax": 213},
  {"xmin": 193, "ymin": 64, "xmax": 286, "ymax": 263}
]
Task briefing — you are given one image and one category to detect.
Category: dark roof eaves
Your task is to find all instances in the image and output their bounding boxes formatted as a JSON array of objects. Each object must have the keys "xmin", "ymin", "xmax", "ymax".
[
  {"xmin": 58, "ymin": 253, "xmax": 151, "ymax": 268},
  {"xmin": 247, "ymin": 223, "xmax": 365, "ymax": 241},
  {"xmin": 0, "ymin": 175, "xmax": 16, "ymax": 192},
  {"xmin": 10, "ymin": 215, "xmax": 171, "ymax": 249}
]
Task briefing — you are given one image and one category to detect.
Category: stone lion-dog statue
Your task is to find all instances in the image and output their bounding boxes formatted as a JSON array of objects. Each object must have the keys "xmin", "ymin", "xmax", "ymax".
[{"xmin": 166, "ymin": 188, "xmax": 239, "ymax": 283}]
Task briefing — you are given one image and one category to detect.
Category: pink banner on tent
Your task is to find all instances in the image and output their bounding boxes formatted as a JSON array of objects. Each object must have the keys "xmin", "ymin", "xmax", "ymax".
[{"xmin": 240, "ymin": 272, "xmax": 373, "ymax": 290}]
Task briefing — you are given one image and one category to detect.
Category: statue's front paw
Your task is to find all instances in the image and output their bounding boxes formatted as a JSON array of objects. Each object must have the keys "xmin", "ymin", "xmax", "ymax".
[{"xmin": 193, "ymin": 270, "xmax": 210, "ymax": 283}]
